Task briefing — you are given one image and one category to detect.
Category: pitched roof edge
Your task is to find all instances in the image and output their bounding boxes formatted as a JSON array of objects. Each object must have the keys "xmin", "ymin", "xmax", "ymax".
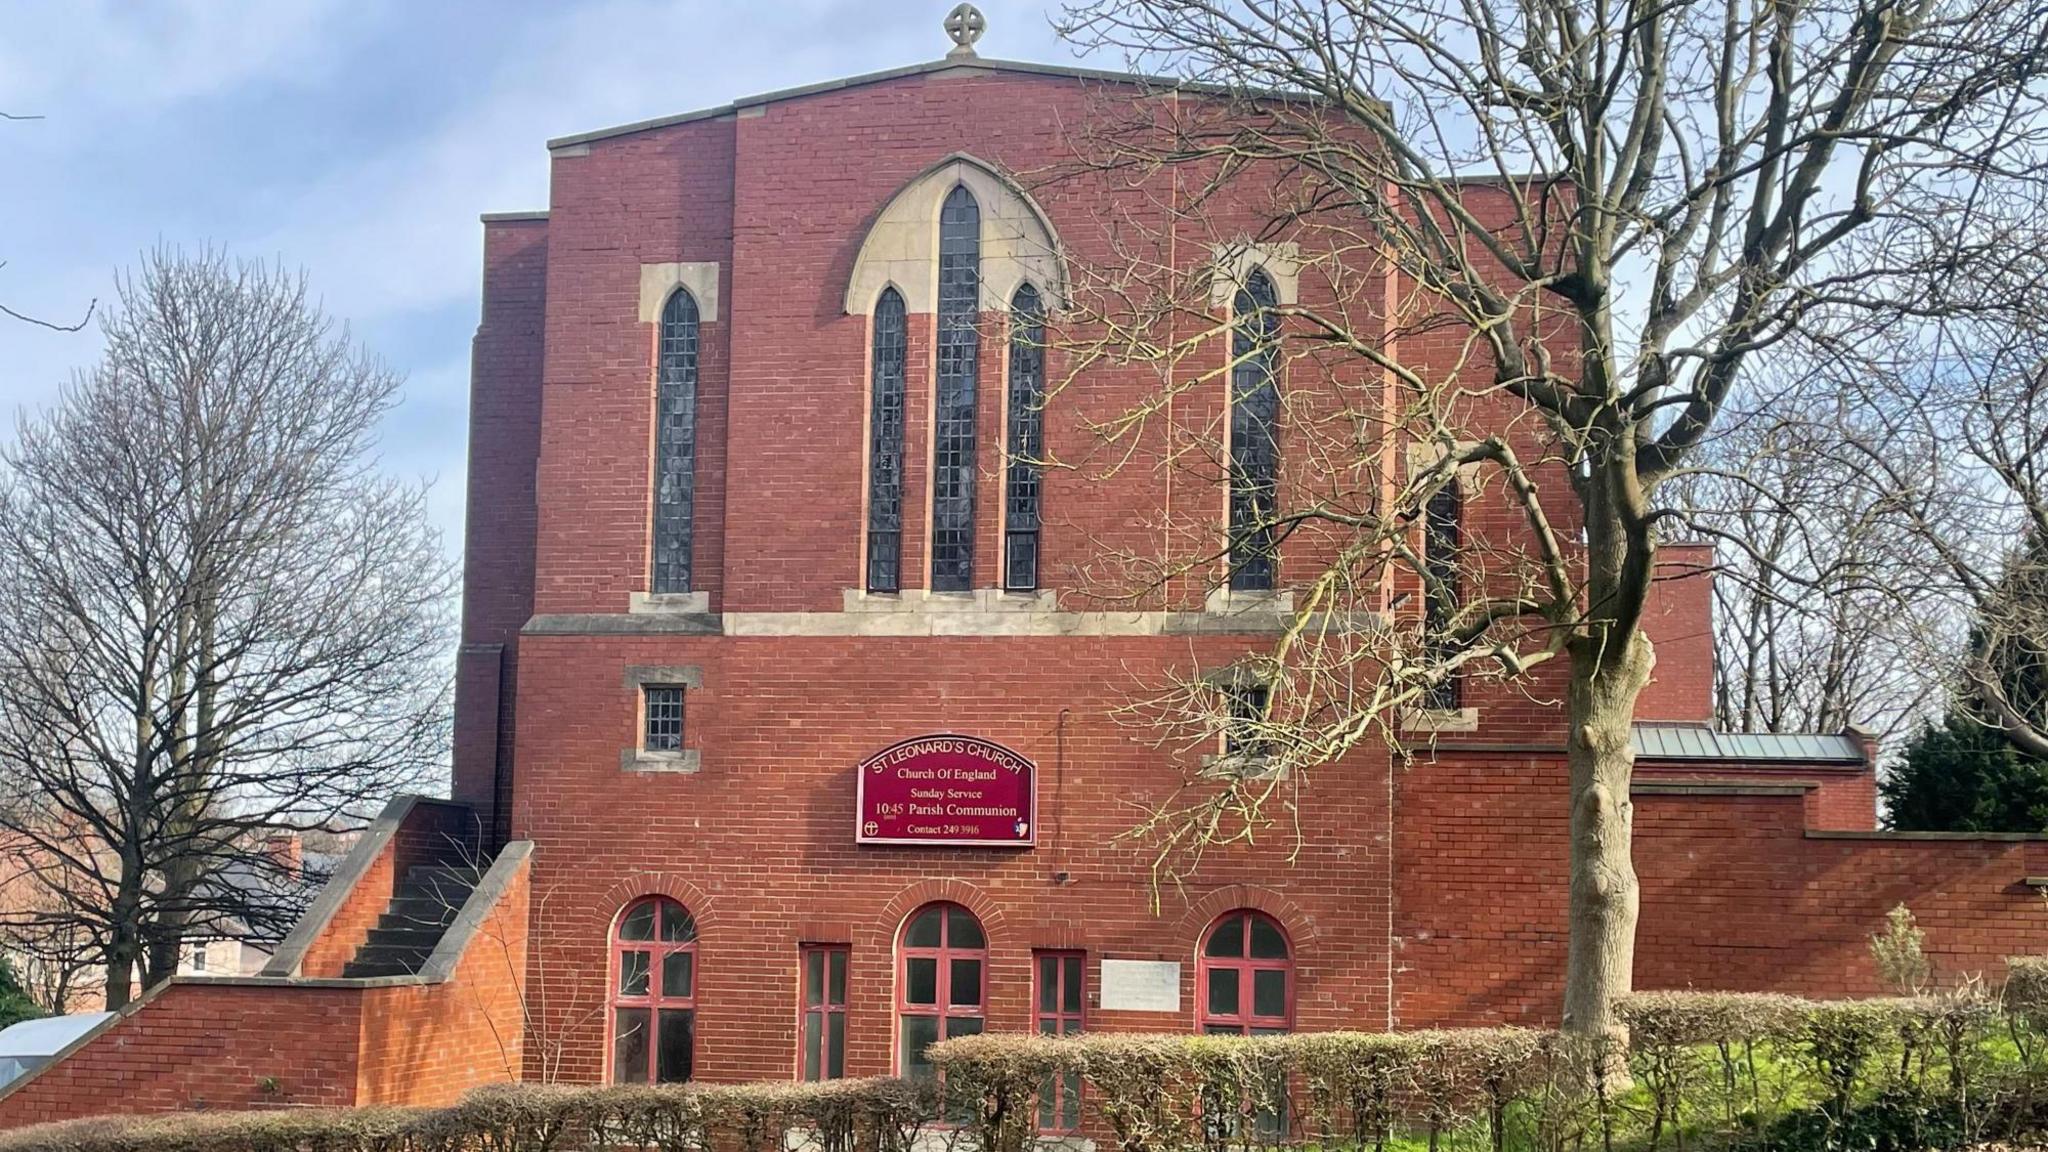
[{"xmin": 545, "ymin": 56, "xmax": 1329, "ymax": 152}]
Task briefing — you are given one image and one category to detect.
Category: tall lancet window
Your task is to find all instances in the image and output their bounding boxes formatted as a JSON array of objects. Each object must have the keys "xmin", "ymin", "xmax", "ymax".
[
  {"xmin": 932, "ymin": 185, "xmax": 982, "ymax": 592},
  {"xmin": 653, "ymin": 290, "xmax": 701, "ymax": 593},
  {"xmin": 1004, "ymin": 283, "xmax": 1046, "ymax": 591},
  {"xmin": 867, "ymin": 288, "xmax": 909, "ymax": 593},
  {"xmin": 1229, "ymin": 268, "xmax": 1281, "ymax": 590},
  {"xmin": 1422, "ymin": 478, "xmax": 1464, "ymax": 710}
]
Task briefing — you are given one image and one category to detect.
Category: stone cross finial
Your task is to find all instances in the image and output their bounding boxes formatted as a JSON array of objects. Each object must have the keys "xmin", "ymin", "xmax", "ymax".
[{"xmin": 944, "ymin": 3, "xmax": 986, "ymax": 58}]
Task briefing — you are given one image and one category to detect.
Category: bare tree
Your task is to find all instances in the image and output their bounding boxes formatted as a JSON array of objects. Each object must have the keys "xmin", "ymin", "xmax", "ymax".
[
  {"xmin": 1049, "ymin": 0, "xmax": 2048, "ymax": 1035},
  {"xmin": 1827, "ymin": 306, "xmax": 2048, "ymax": 758},
  {"xmin": 1665, "ymin": 394, "xmax": 1945, "ymax": 741},
  {"xmin": 0, "ymin": 248, "xmax": 455, "ymax": 1008}
]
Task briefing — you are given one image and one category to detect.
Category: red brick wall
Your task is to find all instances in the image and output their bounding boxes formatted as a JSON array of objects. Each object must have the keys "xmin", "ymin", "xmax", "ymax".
[
  {"xmin": 467, "ymin": 61, "xmax": 2048, "ymax": 1089},
  {"xmin": 511, "ymin": 634, "xmax": 1395, "ymax": 1085},
  {"xmin": 455, "ymin": 218, "xmax": 547, "ymax": 827},
  {"xmin": 299, "ymin": 844, "xmax": 395, "ymax": 980},
  {"xmin": 356, "ymin": 854, "xmax": 530, "ymax": 1104},
  {"xmin": 298, "ymin": 800, "xmax": 478, "ymax": 979},
  {"xmin": 0, "ymin": 984, "xmax": 363, "ymax": 1126},
  {"xmin": 532, "ymin": 118, "xmax": 734, "ymax": 617},
  {"xmin": 1637, "ymin": 542, "xmax": 1716, "ymax": 724},
  {"xmin": 1392, "ymin": 750, "xmax": 2048, "ymax": 1027},
  {"xmin": 0, "ymin": 845, "xmax": 531, "ymax": 1127}
]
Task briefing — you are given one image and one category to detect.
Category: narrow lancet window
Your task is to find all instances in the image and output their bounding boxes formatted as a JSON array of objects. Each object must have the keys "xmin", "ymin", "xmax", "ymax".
[
  {"xmin": 653, "ymin": 290, "xmax": 701, "ymax": 593},
  {"xmin": 1229, "ymin": 269, "xmax": 1280, "ymax": 590},
  {"xmin": 1423, "ymin": 478, "xmax": 1464, "ymax": 710},
  {"xmin": 867, "ymin": 288, "xmax": 909, "ymax": 593},
  {"xmin": 932, "ymin": 185, "xmax": 981, "ymax": 592},
  {"xmin": 1004, "ymin": 283, "xmax": 1045, "ymax": 591}
]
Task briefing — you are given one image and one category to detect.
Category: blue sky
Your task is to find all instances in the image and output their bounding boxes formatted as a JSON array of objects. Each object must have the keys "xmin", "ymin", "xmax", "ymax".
[{"xmin": 0, "ymin": 0, "xmax": 1090, "ymax": 550}]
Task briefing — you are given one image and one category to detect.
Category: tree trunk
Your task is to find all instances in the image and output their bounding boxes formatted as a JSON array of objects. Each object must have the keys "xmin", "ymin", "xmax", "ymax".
[
  {"xmin": 103, "ymin": 920, "xmax": 139, "ymax": 1011},
  {"xmin": 1561, "ymin": 628, "xmax": 1654, "ymax": 1037}
]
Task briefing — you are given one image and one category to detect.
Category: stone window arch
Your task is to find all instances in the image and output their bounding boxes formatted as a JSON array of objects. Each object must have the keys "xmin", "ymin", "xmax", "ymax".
[{"xmin": 842, "ymin": 153, "xmax": 1066, "ymax": 319}]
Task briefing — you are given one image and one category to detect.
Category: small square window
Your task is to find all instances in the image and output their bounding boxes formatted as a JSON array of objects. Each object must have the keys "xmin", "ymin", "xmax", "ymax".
[
  {"xmin": 1224, "ymin": 684, "xmax": 1271, "ymax": 758},
  {"xmin": 644, "ymin": 685, "xmax": 685, "ymax": 752},
  {"xmin": 192, "ymin": 945, "xmax": 209, "ymax": 972}
]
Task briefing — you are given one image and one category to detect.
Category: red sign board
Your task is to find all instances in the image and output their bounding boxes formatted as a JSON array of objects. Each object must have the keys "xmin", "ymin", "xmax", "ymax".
[{"xmin": 856, "ymin": 734, "xmax": 1036, "ymax": 847}]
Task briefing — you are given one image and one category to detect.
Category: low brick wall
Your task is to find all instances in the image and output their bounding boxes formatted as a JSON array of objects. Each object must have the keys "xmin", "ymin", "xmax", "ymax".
[
  {"xmin": 1393, "ymin": 751, "xmax": 2048, "ymax": 1027},
  {"xmin": 0, "ymin": 837, "xmax": 531, "ymax": 1128},
  {"xmin": 356, "ymin": 854, "xmax": 529, "ymax": 1105},
  {"xmin": 0, "ymin": 983, "xmax": 363, "ymax": 1125}
]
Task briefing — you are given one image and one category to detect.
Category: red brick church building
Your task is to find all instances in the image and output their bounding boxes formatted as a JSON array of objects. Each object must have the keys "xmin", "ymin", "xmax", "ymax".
[{"xmin": 6, "ymin": 7, "xmax": 2047, "ymax": 1125}]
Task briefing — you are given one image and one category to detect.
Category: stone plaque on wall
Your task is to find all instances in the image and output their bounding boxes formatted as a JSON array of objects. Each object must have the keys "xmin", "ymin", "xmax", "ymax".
[{"xmin": 1099, "ymin": 959, "xmax": 1181, "ymax": 1012}]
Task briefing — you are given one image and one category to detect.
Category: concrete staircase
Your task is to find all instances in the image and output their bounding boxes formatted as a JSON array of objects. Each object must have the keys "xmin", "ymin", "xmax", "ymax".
[{"xmin": 340, "ymin": 862, "xmax": 479, "ymax": 978}]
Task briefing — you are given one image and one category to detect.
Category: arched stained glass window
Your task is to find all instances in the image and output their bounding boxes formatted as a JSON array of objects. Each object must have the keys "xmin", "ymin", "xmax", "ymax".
[
  {"xmin": 896, "ymin": 902, "xmax": 986, "ymax": 1079},
  {"xmin": 867, "ymin": 288, "xmax": 909, "ymax": 593},
  {"xmin": 1423, "ymin": 478, "xmax": 1464, "ymax": 710},
  {"xmin": 1229, "ymin": 269, "xmax": 1280, "ymax": 591},
  {"xmin": 610, "ymin": 896, "xmax": 698, "ymax": 1084},
  {"xmin": 932, "ymin": 185, "xmax": 982, "ymax": 592},
  {"xmin": 653, "ymin": 291, "xmax": 700, "ymax": 594},
  {"xmin": 1004, "ymin": 283, "xmax": 1046, "ymax": 592}
]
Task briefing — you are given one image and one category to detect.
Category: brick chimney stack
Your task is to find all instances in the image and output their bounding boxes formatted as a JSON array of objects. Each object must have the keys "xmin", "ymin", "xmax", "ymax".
[
  {"xmin": 262, "ymin": 833, "xmax": 303, "ymax": 882},
  {"xmin": 1635, "ymin": 540, "xmax": 1718, "ymax": 724}
]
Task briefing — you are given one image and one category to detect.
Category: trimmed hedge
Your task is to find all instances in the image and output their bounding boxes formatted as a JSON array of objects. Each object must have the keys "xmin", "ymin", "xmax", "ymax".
[
  {"xmin": 0, "ymin": 1080, "xmax": 939, "ymax": 1152},
  {"xmin": 12, "ymin": 977, "xmax": 2048, "ymax": 1152}
]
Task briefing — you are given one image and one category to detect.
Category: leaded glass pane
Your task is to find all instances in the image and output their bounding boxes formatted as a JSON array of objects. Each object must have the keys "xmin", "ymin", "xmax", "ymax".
[
  {"xmin": 1424, "ymin": 479, "xmax": 1464, "ymax": 710},
  {"xmin": 1207, "ymin": 967, "xmax": 1240, "ymax": 1016},
  {"xmin": 1253, "ymin": 969, "xmax": 1287, "ymax": 1018},
  {"xmin": 1206, "ymin": 914, "xmax": 1245, "ymax": 957},
  {"xmin": 901, "ymin": 1015, "xmax": 940, "ymax": 1079},
  {"xmin": 906, "ymin": 956, "xmax": 938, "ymax": 1005},
  {"xmin": 661, "ymin": 902, "xmax": 697, "ymax": 942},
  {"xmin": 653, "ymin": 291, "xmax": 700, "ymax": 594},
  {"xmin": 868, "ymin": 289, "xmax": 908, "ymax": 592},
  {"xmin": 1225, "ymin": 684, "xmax": 1271, "ymax": 758},
  {"xmin": 619, "ymin": 901, "xmax": 656, "ymax": 941},
  {"xmin": 946, "ymin": 905, "xmax": 985, "ymax": 949},
  {"xmin": 619, "ymin": 949, "xmax": 650, "ymax": 996},
  {"xmin": 614, "ymin": 1007, "xmax": 650, "ymax": 1083},
  {"xmin": 661, "ymin": 951, "xmax": 693, "ymax": 998},
  {"xmin": 1249, "ymin": 915, "xmax": 1289, "ymax": 959},
  {"xmin": 932, "ymin": 185, "xmax": 981, "ymax": 591},
  {"xmin": 1005, "ymin": 283, "xmax": 1045, "ymax": 591},
  {"xmin": 949, "ymin": 957, "xmax": 982, "ymax": 1006},
  {"xmin": 656, "ymin": 1008, "xmax": 694, "ymax": 1082},
  {"xmin": 644, "ymin": 685, "xmax": 684, "ymax": 752},
  {"xmin": 905, "ymin": 905, "xmax": 943, "ymax": 947},
  {"xmin": 1229, "ymin": 269, "xmax": 1280, "ymax": 590}
]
